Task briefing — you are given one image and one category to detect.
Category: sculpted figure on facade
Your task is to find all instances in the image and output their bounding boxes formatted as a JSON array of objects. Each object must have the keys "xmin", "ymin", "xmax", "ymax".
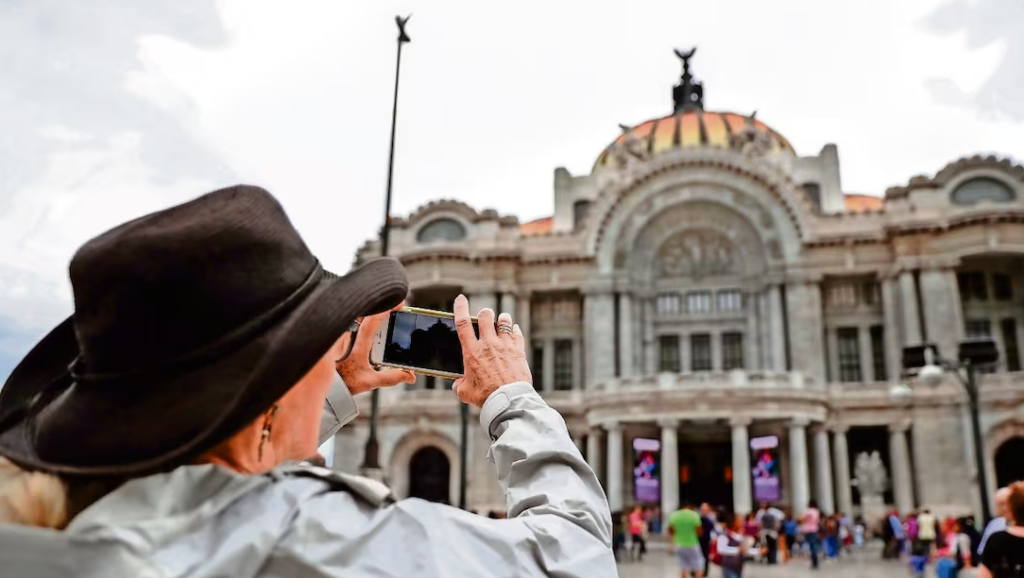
[
  {"xmin": 658, "ymin": 230, "xmax": 737, "ymax": 279},
  {"xmin": 854, "ymin": 450, "xmax": 889, "ymax": 498},
  {"xmin": 729, "ymin": 111, "xmax": 774, "ymax": 158}
]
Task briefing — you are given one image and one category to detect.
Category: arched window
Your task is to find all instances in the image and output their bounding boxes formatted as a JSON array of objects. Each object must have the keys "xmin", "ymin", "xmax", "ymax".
[
  {"xmin": 573, "ymin": 200, "xmax": 592, "ymax": 230},
  {"xmin": 951, "ymin": 178, "xmax": 1015, "ymax": 206},
  {"xmin": 416, "ymin": 218, "xmax": 467, "ymax": 243}
]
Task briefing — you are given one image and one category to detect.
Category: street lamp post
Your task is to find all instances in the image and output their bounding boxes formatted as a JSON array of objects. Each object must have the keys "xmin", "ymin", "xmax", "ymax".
[
  {"xmin": 459, "ymin": 400, "xmax": 469, "ymax": 509},
  {"xmin": 361, "ymin": 15, "xmax": 411, "ymax": 476},
  {"xmin": 902, "ymin": 340, "xmax": 998, "ymax": 525}
]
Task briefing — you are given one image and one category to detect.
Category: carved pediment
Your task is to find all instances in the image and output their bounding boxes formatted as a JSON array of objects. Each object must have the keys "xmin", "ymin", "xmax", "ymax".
[{"xmin": 657, "ymin": 230, "xmax": 738, "ymax": 279}]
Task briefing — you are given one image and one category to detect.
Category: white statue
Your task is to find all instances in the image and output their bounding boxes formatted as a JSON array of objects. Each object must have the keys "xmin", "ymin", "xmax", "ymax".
[{"xmin": 854, "ymin": 450, "xmax": 889, "ymax": 498}]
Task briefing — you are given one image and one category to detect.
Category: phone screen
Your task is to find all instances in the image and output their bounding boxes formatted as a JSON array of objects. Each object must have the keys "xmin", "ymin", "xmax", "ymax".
[{"xmin": 382, "ymin": 310, "xmax": 480, "ymax": 376}]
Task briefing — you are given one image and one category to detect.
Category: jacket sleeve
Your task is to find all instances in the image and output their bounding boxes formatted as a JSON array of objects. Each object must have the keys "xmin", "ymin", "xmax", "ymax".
[
  {"xmin": 271, "ymin": 382, "xmax": 616, "ymax": 578},
  {"xmin": 318, "ymin": 374, "xmax": 359, "ymax": 445}
]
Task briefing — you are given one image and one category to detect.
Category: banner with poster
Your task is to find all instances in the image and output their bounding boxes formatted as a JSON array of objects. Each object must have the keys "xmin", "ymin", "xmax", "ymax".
[
  {"xmin": 750, "ymin": 435, "xmax": 781, "ymax": 502},
  {"xmin": 632, "ymin": 437, "xmax": 661, "ymax": 504}
]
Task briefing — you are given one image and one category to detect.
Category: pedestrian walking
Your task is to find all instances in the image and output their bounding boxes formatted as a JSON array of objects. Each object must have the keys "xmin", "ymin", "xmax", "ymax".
[{"xmin": 800, "ymin": 499, "xmax": 823, "ymax": 570}]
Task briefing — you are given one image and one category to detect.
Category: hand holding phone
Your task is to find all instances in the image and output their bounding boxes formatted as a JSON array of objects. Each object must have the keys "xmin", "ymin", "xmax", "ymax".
[
  {"xmin": 369, "ymin": 296, "xmax": 532, "ymax": 405},
  {"xmin": 449, "ymin": 296, "xmax": 532, "ymax": 407}
]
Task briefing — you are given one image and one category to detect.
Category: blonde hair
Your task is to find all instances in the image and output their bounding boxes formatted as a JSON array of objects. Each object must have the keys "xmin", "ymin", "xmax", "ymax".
[
  {"xmin": 0, "ymin": 458, "xmax": 68, "ymax": 528},
  {"xmin": 0, "ymin": 458, "xmax": 124, "ymax": 529}
]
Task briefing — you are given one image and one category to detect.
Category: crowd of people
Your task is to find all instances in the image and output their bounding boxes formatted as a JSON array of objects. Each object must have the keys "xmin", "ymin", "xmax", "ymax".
[{"xmin": 611, "ymin": 485, "xmax": 1024, "ymax": 578}]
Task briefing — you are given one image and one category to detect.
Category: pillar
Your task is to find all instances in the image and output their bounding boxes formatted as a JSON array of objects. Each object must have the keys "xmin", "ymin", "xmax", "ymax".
[
  {"xmin": 880, "ymin": 276, "xmax": 902, "ymax": 381},
  {"xmin": 768, "ymin": 285, "xmax": 786, "ymax": 371},
  {"xmin": 584, "ymin": 291, "xmax": 616, "ymax": 385},
  {"xmin": 785, "ymin": 282, "xmax": 826, "ymax": 383},
  {"xmin": 745, "ymin": 289, "xmax": 761, "ymax": 371},
  {"xmin": 813, "ymin": 427, "xmax": 835, "ymax": 514},
  {"xmin": 468, "ymin": 292, "xmax": 498, "ymax": 316},
  {"xmin": 643, "ymin": 297, "xmax": 657, "ymax": 375},
  {"xmin": 542, "ymin": 339, "xmax": 554, "ymax": 392},
  {"xmin": 517, "ymin": 294, "xmax": 531, "ymax": 344},
  {"xmin": 618, "ymin": 293, "xmax": 634, "ymax": 377},
  {"xmin": 789, "ymin": 418, "xmax": 811, "ymax": 514},
  {"xmin": 858, "ymin": 325, "xmax": 875, "ymax": 382},
  {"xmin": 731, "ymin": 417, "xmax": 753, "ymax": 516},
  {"xmin": 660, "ymin": 420, "xmax": 680, "ymax": 520},
  {"xmin": 832, "ymin": 425, "xmax": 854, "ymax": 517},
  {"xmin": 498, "ymin": 292, "xmax": 517, "ymax": 320},
  {"xmin": 606, "ymin": 422, "xmax": 624, "ymax": 512},
  {"xmin": 897, "ymin": 271, "xmax": 922, "ymax": 346},
  {"xmin": 889, "ymin": 421, "xmax": 914, "ymax": 514},
  {"xmin": 919, "ymin": 267, "xmax": 965, "ymax": 363},
  {"xmin": 587, "ymin": 427, "xmax": 604, "ymax": 485}
]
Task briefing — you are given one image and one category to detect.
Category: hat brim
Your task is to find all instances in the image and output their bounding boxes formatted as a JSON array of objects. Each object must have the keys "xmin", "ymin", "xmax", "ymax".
[{"xmin": 0, "ymin": 257, "xmax": 407, "ymax": 478}]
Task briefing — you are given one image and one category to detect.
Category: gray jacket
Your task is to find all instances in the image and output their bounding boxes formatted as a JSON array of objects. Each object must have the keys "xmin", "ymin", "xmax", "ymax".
[{"xmin": 0, "ymin": 383, "xmax": 615, "ymax": 577}]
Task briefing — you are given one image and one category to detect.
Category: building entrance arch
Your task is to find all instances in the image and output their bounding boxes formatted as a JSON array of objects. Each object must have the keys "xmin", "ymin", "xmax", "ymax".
[
  {"xmin": 995, "ymin": 436, "xmax": 1024, "ymax": 488},
  {"xmin": 408, "ymin": 446, "xmax": 451, "ymax": 504}
]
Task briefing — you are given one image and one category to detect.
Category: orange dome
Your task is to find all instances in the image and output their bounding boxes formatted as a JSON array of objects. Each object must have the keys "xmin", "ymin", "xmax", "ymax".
[{"xmin": 593, "ymin": 110, "xmax": 795, "ymax": 171}]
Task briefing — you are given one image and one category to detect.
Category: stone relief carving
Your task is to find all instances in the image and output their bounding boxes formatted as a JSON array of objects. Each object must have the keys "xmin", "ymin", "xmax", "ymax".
[
  {"xmin": 657, "ymin": 230, "xmax": 737, "ymax": 279},
  {"xmin": 610, "ymin": 124, "xmax": 651, "ymax": 168},
  {"xmin": 853, "ymin": 450, "xmax": 889, "ymax": 498},
  {"xmin": 729, "ymin": 112, "xmax": 775, "ymax": 158}
]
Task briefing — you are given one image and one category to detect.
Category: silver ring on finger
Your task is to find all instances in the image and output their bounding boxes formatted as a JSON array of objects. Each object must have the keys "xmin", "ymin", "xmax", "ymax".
[{"xmin": 497, "ymin": 323, "xmax": 513, "ymax": 336}]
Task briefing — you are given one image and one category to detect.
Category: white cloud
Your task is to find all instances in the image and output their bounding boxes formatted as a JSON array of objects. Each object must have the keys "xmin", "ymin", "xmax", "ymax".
[{"xmin": 1, "ymin": 0, "xmax": 1022, "ymax": 378}]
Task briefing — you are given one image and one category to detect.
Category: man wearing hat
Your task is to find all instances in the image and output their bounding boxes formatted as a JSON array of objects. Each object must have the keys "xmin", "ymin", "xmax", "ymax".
[{"xmin": 0, "ymin": 185, "xmax": 615, "ymax": 577}]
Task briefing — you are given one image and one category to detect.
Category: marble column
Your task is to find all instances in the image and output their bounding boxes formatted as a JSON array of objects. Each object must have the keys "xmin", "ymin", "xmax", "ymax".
[
  {"xmin": 897, "ymin": 272, "xmax": 922, "ymax": 346},
  {"xmin": 880, "ymin": 276, "xmax": 902, "ymax": 381},
  {"xmin": 768, "ymin": 285, "xmax": 786, "ymax": 371},
  {"xmin": 731, "ymin": 417, "xmax": 753, "ymax": 516},
  {"xmin": 785, "ymin": 282, "xmax": 826, "ymax": 383},
  {"xmin": 586, "ymin": 427, "xmax": 604, "ymax": 484},
  {"xmin": 813, "ymin": 427, "xmax": 835, "ymax": 514},
  {"xmin": 919, "ymin": 267, "xmax": 965, "ymax": 362},
  {"xmin": 517, "ymin": 294, "xmax": 531, "ymax": 344},
  {"xmin": 789, "ymin": 418, "xmax": 811, "ymax": 514},
  {"xmin": 643, "ymin": 297, "xmax": 657, "ymax": 375},
  {"xmin": 858, "ymin": 325, "xmax": 875, "ymax": 382},
  {"xmin": 661, "ymin": 420, "xmax": 680, "ymax": 520},
  {"xmin": 889, "ymin": 421, "xmax": 915, "ymax": 514},
  {"xmin": 542, "ymin": 339, "xmax": 554, "ymax": 392},
  {"xmin": 832, "ymin": 426, "xmax": 854, "ymax": 517},
  {"xmin": 607, "ymin": 422, "xmax": 624, "ymax": 512},
  {"xmin": 584, "ymin": 292, "xmax": 616, "ymax": 386},
  {"xmin": 468, "ymin": 292, "xmax": 498, "ymax": 316},
  {"xmin": 618, "ymin": 293, "xmax": 634, "ymax": 377},
  {"xmin": 745, "ymin": 289, "xmax": 761, "ymax": 371},
  {"xmin": 498, "ymin": 292, "xmax": 517, "ymax": 319}
]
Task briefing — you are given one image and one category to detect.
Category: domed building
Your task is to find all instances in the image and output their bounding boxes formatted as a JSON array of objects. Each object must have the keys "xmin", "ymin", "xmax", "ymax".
[{"xmin": 336, "ymin": 50, "xmax": 1024, "ymax": 522}]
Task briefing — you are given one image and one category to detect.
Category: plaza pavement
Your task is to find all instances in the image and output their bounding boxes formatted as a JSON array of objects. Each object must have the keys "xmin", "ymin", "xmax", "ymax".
[{"xmin": 618, "ymin": 548, "xmax": 915, "ymax": 578}]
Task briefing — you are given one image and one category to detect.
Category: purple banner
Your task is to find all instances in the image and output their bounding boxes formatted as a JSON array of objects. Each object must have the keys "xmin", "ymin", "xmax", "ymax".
[
  {"xmin": 750, "ymin": 435, "xmax": 781, "ymax": 502},
  {"xmin": 633, "ymin": 437, "xmax": 661, "ymax": 504}
]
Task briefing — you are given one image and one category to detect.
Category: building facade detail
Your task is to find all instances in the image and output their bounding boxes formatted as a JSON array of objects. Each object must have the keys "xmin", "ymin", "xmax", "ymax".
[{"xmin": 339, "ymin": 50, "xmax": 1024, "ymax": 520}]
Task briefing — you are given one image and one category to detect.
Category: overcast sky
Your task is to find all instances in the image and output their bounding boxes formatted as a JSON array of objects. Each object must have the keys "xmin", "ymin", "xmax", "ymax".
[{"xmin": 0, "ymin": 0, "xmax": 1021, "ymax": 378}]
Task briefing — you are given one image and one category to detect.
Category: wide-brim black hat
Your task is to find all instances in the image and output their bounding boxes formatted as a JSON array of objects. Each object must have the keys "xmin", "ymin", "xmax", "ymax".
[{"xmin": 0, "ymin": 185, "xmax": 407, "ymax": 478}]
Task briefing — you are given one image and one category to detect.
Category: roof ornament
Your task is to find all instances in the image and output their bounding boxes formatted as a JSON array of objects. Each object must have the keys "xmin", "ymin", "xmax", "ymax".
[
  {"xmin": 672, "ymin": 47, "xmax": 704, "ymax": 112},
  {"xmin": 609, "ymin": 123, "xmax": 651, "ymax": 168},
  {"xmin": 729, "ymin": 111, "xmax": 773, "ymax": 157}
]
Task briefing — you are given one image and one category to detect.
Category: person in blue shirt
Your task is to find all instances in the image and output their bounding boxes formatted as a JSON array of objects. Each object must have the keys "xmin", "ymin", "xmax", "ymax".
[{"xmin": 978, "ymin": 487, "xmax": 1011, "ymax": 557}]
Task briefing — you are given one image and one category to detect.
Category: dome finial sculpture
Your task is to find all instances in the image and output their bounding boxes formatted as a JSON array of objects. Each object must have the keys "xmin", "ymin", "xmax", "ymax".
[{"xmin": 672, "ymin": 46, "xmax": 704, "ymax": 112}]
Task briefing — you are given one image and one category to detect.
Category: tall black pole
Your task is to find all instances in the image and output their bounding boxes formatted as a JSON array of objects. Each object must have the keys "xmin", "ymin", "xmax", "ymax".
[
  {"xmin": 966, "ymin": 363, "xmax": 993, "ymax": 525},
  {"xmin": 361, "ymin": 15, "xmax": 411, "ymax": 474},
  {"xmin": 459, "ymin": 401, "xmax": 469, "ymax": 509}
]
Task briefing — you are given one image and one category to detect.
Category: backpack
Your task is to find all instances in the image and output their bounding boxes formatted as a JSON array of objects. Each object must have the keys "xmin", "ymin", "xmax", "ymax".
[
  {"xmin": 761, "ymin": 511, "xmax": 778, "ymax": 531},
  {"xmin": 709, "ymin": 538, "xmax": 722, "ymax": 566}
]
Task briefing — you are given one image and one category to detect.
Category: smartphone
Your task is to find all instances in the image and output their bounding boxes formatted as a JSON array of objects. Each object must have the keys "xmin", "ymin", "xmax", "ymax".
[{"xmin": 370, "ymin": 307, "xmax": 481, "ymax": 379}]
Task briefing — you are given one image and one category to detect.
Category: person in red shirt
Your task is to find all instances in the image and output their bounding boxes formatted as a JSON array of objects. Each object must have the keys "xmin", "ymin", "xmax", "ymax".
[{"xmin": 629, "ymin": 506, "xmax": 649, "ymax": 561}]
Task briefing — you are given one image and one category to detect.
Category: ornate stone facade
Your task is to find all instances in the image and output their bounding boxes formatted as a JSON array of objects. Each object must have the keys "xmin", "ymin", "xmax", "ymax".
[{"xmin": 334, "ymin": 58, "xmax": 1024, "ymax": 521}]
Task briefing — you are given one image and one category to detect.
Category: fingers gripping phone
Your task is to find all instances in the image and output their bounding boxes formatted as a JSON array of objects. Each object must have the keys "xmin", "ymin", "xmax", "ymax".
[{"xmin": 370, "ymin": 307, "xmax": 481, "ymax": 379}]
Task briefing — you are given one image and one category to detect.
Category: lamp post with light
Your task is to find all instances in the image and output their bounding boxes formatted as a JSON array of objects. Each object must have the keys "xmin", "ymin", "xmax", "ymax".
[
  {"xmin": 900, "ymin": 339, "xmax": 999, "ymax": 525},
  {"xmin": 360, "ymin": 15, "xmax": 411, "ymax": 478}
]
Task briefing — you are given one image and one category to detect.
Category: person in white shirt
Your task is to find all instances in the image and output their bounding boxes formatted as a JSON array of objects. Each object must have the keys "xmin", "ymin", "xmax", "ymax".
[{"xmin": 978, "ymin": 487, "xmax": 1012, "ymax": 556}]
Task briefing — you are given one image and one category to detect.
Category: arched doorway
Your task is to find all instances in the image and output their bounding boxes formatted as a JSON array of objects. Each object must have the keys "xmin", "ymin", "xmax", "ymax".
[
  {"xmin": 408, "ymin": 446, "xmax": 451, "ymax": 504},
  {"xmin": 995, "ymin": 436, "xmax": 1024, "ymax": 488}
]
